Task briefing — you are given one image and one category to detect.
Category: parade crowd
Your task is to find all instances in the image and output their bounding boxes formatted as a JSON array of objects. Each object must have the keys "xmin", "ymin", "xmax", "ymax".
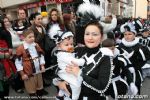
[{"xmin": 0, "ymin": 1, "xmax": 150, "ymax": 100}]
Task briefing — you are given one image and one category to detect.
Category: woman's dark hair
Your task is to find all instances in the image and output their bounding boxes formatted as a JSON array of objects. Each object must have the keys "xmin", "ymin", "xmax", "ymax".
[
  {"xmin": 28, "ymin": 13, "xmax": 35, "ymax": 25},
  {"xmin": 1, "ymin": 16, "xmax": 10, "ymax": 30},
  {"xmin": 33, "ymin": 12, "xmax": 41, "ymax": 19},
  {"xmin": 84, "ymin": 21, "xmax": 103, "ymax": 37}
]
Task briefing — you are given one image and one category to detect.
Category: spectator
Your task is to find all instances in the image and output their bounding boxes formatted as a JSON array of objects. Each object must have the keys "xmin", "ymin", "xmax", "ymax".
[
  {"xmin": 12, "ymin": 8, "xmax": 30, "ymax": 31},
  {"xmin": 2, "ymin": 17, "xmax": 24, "ymax": 93}
]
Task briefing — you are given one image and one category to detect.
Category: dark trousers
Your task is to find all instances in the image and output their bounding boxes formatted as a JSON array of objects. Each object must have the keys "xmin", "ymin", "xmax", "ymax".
[
  {"xmin": 11, "ymin": 73, "xmax": 24, "ymax": 91},
  {"xmin": 0, "ymin": 81, "xmax": 9, "ymax": 100}
]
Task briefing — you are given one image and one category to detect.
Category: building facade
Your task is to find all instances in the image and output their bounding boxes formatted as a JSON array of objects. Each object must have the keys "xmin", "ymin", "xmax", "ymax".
[
  {"xmin": 147, "ymin": 0, "xmax": 150, "ymax": 19},
  {"xmin": 0, "ymin": 0, "xmax": 73, "ymax": 20},
  {"xmin": 132, "ymin": 0, "xmax": 147, "ymax": 19},
  {"xmin": 110, "ymin": 0, "xmax": 133, "ymax": 17}
]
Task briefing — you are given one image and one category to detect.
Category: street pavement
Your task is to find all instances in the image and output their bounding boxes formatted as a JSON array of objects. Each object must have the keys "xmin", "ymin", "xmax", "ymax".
[{"xmin": 8, "ymin": 77, "xmax": 150, "ymax": 100}]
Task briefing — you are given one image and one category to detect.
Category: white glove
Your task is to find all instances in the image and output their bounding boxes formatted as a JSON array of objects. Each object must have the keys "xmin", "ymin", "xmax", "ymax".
[
  {"xmin": 129, "ymin": 67, "xmax": 135, "ymax": 73},
  {"xmin": 130, "ymin": 83, "xmax": 138, "ymax": 95}
]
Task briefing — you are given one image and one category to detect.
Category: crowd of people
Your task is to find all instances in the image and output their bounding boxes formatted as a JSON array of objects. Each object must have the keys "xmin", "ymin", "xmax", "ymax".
[{"xmin": 0, "ymin": 1, "xmax": 150, "ymax": 100}]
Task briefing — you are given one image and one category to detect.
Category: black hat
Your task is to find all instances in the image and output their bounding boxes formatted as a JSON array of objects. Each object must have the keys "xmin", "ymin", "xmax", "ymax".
[
  {"xmin": 142, "ymin": 28, "xmax": 149, "ymax": 32},
  {"xmin": 120, "ymin": 22, "xmax": 137, "ymax": 35}
]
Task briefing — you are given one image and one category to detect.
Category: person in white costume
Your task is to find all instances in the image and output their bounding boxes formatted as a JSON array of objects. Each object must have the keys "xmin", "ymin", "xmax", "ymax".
[{"xmin": 54, "ymin": 31, "xmax": 85, "ymax": 100}]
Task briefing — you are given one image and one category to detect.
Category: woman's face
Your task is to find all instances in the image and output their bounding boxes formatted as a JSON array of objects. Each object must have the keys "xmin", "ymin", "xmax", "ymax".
[
  {"xmin": 4, "ymin": 18, "xmax": 11, "ymax": 28},
  {"xmin": 124, "ymin": 31, "xmax": 135, "ymax": 42},
  {"xmin": 51, "ymin": 11, "xmax": 58, "ymax": 21},
  {"xmin": 34, "ymin": 15, "xmax": 42, "ymax": 26},
  {"xmin": 84, "ymin": 25, "xmax": 102, "ymax": 48}
]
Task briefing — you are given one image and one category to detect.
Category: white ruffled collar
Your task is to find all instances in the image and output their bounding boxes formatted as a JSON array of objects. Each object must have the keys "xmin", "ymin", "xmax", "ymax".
[
  {"xmin": 121, "ymin": 37, "xmax": 139, "ymax": 47},
  {"xmin": 100, "ymin": 47, "xmax": 114, "ymax": 56}
]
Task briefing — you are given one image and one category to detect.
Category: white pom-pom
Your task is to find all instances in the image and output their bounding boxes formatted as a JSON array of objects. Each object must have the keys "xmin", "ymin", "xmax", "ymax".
[
  {"xmin": 130, "ymin": 83, "xmax": 138, "ymax": 95},
  {"xmin": 48, "ymin": 24, "xmax": 61, "ymax": 39}
]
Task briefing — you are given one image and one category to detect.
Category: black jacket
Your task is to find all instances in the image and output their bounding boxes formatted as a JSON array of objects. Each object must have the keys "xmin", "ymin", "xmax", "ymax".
[
  {"xmin": 75, "ymin": 46, "xmax": 113, "ymax": 99},
  {"xmin": 0, "ymin": 30, "xmax": 12, "ymax": 49}
]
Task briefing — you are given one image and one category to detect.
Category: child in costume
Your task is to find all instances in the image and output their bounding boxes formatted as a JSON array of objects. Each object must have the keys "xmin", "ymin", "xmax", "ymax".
[
  {"xmin": 54, "ymin": 30, "xmax": 85, "ymax": 100},
  {"xmin": 101, "ymin": 38, "xmax": 138, "ymax": 99},
  {"xmin": 15, "ymin": 29, "xmax": 45, "ymax": 99},
  {"xmin": 139, "ymin": 28, "xmax": 150, "ymax": 78}
]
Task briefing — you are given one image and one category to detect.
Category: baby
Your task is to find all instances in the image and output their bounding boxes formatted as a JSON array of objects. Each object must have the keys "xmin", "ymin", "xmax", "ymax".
[{"xmin": 55, "ymin": 31, "xmax": 85, "ymax": 100}]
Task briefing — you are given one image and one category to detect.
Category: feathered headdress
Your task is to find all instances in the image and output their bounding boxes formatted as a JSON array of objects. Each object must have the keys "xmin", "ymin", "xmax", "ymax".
[
  {"xmin": 48, "ymin": 24, "xmax": 62, "ymax": 40},
  {"xmin": 132, "ymin": 19, "xmax": 143, "ymax": 33},
  {"xmin": 120, "ymin": 22, "xmax": 137, "ymax": 35},
  {"xmin": 76, "ymin": 2, "xmax": 117, "ymax": 35},
  {"xmin": 48, "ymin": 24, "xmax": 73, "ymax": 44},
  {"xmin": 77, "ymin": 3, "xmax": 103, "ymax": 27}
]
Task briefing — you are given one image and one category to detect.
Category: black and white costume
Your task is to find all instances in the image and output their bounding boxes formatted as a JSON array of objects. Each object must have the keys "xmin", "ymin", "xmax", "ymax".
[
  {"xmin": 74, "ymin": 46, "xmax": 114, "ymax": 100},
  {"xmin": 139, "ymin": 36, "xmax": 150, "ymax": 49},
  {"xmin": 118, "ymin": 37, "xmax": 150, "ymax": 94},
  {"xmin": 139, "ymin": 29, "xmax": 150, "ymax": 78},
  {"xmin": 101, "ymin": 48, "xmax": 137, "ymax": 99}
]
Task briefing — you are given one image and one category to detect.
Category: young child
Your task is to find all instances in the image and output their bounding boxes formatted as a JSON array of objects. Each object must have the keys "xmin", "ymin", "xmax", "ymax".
[
  {"xmin": 139, "ymin": 28, "xmax": 150, "ymax": 48},
  {"xmin": 54, "ymin": 31, "xmax": 85, "ymax": 100},
  {"xmin": 101, "ymin": 38, "xmax": 138, "ymax": 99},
  {"xmin": 139, "ymin": 28, "xmax": 150, "ymax": 78},
  {"xmin": 15, "ymin": 29, "xmax": 45, "ymax": 99},
  {"xmin": 13, "ymin": 19, "xmax": 26, "ymax": 41}
]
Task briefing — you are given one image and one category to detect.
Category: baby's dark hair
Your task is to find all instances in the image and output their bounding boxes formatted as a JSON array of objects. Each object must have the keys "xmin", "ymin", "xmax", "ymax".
[{"xmin": 102, "ymin": 38, "xmax": 115, "ymax": 47}]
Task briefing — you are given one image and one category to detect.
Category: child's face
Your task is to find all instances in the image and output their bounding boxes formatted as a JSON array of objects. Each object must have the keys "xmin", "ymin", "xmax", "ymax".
[
  {"xmin": 24, "ymin": 33, "xmax": 35, "ymax": 44},
  {"xmin": 142, "ymin": 31, "xmax": 149, "ymax": 38},
  {"xmin": 124, "ymin": 31, "xmax": 135, "ymax": 42},
  {"xmin": 58, "ymin": 37, "xmax": 74, "ymax": 52}
]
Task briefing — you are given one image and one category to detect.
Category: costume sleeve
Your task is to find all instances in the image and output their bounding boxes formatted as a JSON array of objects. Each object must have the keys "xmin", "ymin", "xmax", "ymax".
[
  {"xmin": 15, "ymin": 57, "xmax": 23, "ymax": 71},
  {"xmin": 142, "ymin": 46, "xmax": 150, "ymax": 60},
  {"xmin": 57, "ymin": 52, "xmax": 85, "ymax": 66},
  {"xmin": 39, "ymin": 54, "xmax": 45, "ymax": 65},
  {"xmin": 117, "ymin": 56, "xmax": 133, "ymax": 84},
  {"xmin": 15, "ymin": 46, "xmax": 23, "ymax": 71},
  {"xmin": 3, "ymin": 30, "xmax": 13, "ymax": 48},
  {"xmin": 100, "ymin": 17, "xmax": 117, "ymax": 34},
  {"xmin": 82, "ymin": 56, "xmax": 113, "ymax": 93}
]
